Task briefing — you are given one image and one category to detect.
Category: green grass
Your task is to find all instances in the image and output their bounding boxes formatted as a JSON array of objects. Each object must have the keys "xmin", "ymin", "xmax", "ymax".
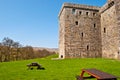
[{"xmin": 0, "ymin": 54, "xmax": 120, "ymax": 80}]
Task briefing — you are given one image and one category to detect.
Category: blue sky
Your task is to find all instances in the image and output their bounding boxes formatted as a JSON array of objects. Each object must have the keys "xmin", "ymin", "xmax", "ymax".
[{"xmin": 0, "ymin": 0, "xmax": 106, "ymax": 48}]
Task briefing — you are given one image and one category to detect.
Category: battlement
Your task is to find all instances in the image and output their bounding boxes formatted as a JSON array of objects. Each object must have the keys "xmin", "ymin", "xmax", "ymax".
[
  {"xmin": 59, "ymin": 3, "xmax": 100, "ymax": 18},
  {"xmin": 100, "ymin": 0, "xmax": 115, "ymax": 13},
  {"xmin": 99, "ymin": 3, "xmax": 108, "ymax": 13}
]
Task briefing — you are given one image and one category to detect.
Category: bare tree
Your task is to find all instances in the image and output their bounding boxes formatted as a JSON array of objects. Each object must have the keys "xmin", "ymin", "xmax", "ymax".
[
  {"xmin": 1, "ymin": 37, "xmax": 22, "ymax": 61},
  {"xmin": 1, "ymin": 37, "xmax": 13, "ymax": 61},
  {"xmin": 2, "ymin": 37, "xmax": 14, "ymax": 47}
]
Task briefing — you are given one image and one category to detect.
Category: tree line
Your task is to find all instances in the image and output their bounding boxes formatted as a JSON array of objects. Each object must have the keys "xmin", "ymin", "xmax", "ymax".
[{"xmin": 0, "ymin": 37, "xmax": 56, "ymax": 62}]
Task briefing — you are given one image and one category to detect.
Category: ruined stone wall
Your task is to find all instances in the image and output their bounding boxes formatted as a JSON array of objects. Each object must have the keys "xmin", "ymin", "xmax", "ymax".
[
  {"xmin": 100, "ymin": 1, "xmax": 119, "ymax": 59},
  {"xmin": 59, "ymin": 3, "xmax": 102, "ymax": 58}
]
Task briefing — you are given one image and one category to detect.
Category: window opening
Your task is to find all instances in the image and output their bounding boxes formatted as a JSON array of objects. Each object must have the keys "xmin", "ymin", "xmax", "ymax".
[
  {"xmin": 72, "ymin": 9, "xmax": 76, "ymax": 14},
  {"xmin": 94, "ymin": 24, "xmax": 96, "ymax": 28},
  {"xmin": 118, "ymin": 51, "xmax": 119, "ymax": 55},
  {"xmin": 104, "ymin": 28, "xmax": 106, "ymax": 33},
  {"xmin": 61, "ymin": 55, "xmax": 63, "ymax": 58},
  {"xmin": 108, "ymin": 1, "xmax": 114, "ymax": 8},
  {"xmin": 93, "ymin": 13, "xmax": 96, "ymax": 16},
  {"xmin": 79, "ymin": 11, "xmax": 82, "ymax": 15},
  {"xmin": 87, "ymin": 45, "xmax": 89, "ymax": 50},
  {"xmin": 75, "ymin": 21, "xmax": 78, "ymax": 25},
  {"xmin": 86, "ymin": 12, "xmax": 89, "ymax": 16},
  {"xmin": 81, "ymin": 33, "xmax": 83, "ymax": 37}
]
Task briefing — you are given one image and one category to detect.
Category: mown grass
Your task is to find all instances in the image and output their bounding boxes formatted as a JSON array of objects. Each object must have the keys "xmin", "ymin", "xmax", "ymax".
[{"xmin": 0, "ymin": 54, "xmax": 120, "ymax": 80}]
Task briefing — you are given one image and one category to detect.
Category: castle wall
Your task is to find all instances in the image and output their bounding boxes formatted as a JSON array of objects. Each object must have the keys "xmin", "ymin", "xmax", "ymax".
[
  {"xmin": 59, "ymin": 8, "xmax": 66, "ymax": 58},
  {"xmin": 100, "ymin": 1, "xmax": 119, "ymax": 59},
  {"xmin": 115, "ymin": 0, "xmax": 120, "ymax": 59}
]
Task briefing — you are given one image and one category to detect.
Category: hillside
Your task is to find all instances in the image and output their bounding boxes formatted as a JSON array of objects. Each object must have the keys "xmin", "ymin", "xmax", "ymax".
[{"xmin": 33, "ymin": 47, "xmax": 58, "ymax": 53}]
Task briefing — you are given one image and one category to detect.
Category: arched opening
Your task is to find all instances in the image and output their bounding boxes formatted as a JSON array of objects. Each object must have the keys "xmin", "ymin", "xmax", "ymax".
[{"xmin": 61, "ymin": 55, "xmax": 63, "ymax": 58}]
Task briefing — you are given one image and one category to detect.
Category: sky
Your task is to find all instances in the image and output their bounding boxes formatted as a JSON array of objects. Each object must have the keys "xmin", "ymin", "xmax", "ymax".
[{"xmin": 0, "ymin": 0, "xmax": 107, "ymax": 48}]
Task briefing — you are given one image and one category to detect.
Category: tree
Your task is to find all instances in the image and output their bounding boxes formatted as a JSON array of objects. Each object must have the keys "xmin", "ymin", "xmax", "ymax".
[
  {"xmin": 20, "ymin": 46, "xmax": 34, "ymax": 60},
  {"xmin": 1, "ymin": 37, "xmax": 13, "ymax": 61},
  {"xmin": 0, "ymin": 37, "xmax": 56, "ymax": 62},
  {"xmin": 0, "ymin": 43, "xmax": 2, "ymax": 62},
  {"xmin": 2, "ymin": 37, "xmax": 14, "ymax": 47},
  {"xmin": 24, "ymin": 46, "xmax": 34, "ymax": 59},
  {"xmin": 12, "ymin": 42, "xmax": 22, "ymax": 60},
  {"xmin": 1, "ymin": 37, "xmax": 21, "ymax": 61}
]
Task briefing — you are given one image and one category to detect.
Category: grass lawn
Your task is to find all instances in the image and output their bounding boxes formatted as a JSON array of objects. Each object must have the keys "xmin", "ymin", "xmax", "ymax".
[{"xmin": 0, "ymin": 54, "xmax": 120, "ymax": 80}]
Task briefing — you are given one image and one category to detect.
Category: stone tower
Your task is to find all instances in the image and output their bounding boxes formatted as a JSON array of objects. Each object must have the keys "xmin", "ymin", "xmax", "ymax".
[
  {"xmin": 58, "ymin": 3, "xmax": 101, "ymax": 58},
  {"xmin": 59, "ymin": 0, "xmax": 120, "ymax": 59}
]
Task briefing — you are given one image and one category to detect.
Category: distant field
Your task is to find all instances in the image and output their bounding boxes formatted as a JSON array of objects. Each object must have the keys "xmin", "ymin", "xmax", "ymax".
[{"xmin": 0, "ymin": 54, "xmax": 120, "ymax": 80}]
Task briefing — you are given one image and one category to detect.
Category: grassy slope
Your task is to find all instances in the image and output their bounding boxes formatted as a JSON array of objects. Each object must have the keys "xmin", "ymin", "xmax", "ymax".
[{"xmin": 0, "ymin": 54, "xmax": 120, "ymax": 80}]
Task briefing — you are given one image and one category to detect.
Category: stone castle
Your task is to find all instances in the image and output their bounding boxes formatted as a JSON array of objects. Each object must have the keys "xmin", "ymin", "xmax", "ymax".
[{"xmin": 58, "ymin": 0, "xmax": 120, "ymax": 59}]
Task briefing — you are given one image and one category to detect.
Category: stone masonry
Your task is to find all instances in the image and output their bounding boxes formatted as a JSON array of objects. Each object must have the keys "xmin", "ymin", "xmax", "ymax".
[{"xmin": 59, "ymin": 0, "xmax": 120, "ymax": 59}]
